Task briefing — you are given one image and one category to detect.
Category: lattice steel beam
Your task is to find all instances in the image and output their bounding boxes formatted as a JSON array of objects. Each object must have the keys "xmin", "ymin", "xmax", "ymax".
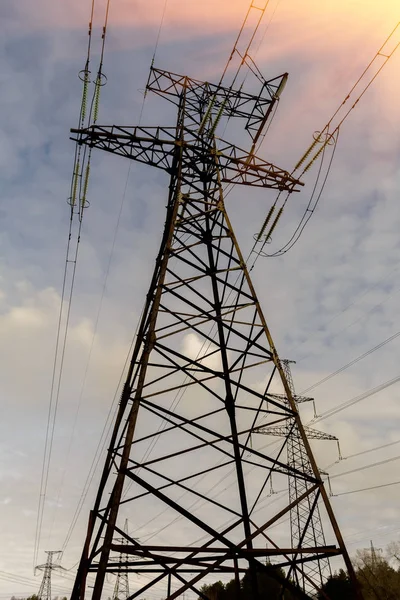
[{"xmin": 69, "ymin": 62, "xmax": 361, "ymax": 600}]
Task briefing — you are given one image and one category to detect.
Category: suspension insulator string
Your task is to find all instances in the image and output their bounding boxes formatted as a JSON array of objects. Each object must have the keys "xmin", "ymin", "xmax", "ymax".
[
  {"xmin": 80, "ymin": 162, "xmax": 91, "ymax": 219},
  {"xmin": 71, "ymin": 161, "xmax": 80, "ymax": 208},
  {"xmin": 337, "ymin": 440, "xmax": 343, "ymax": 461},
  {"xmin": 264, "ymin": 206, "xmax": 283, "ymax": 241},
  {"xmin": 293, "ymin": 131, "xmax": 325, "ymax": 172},
  {"xmin": 92, "ymin": 77, "xmax": 102, "ymax": 124},
  {"xmin": 302, "ymin": 137, "xmax": 331, "ymax": 174},
  {"xmin": 80, "ymin": 69, "xmax": 90, "ymax": 124},
  {"xmin": 312, "ymin": 400, "xmax": 318, "ymax": 419},
  {"xmin": 327, "ymin": 474, "xmax": 333, "ymax": 497},
  {"xmin": 256, "ymin": 205, "xmax": 275, "ymax": 241},
  {"xmin": 198, "ymin": 95, "xmax": 217, "ymax": 135},
  {"xmin": 208, "ymin": 100, "xmax": 227, "ymax": 138},
  {"xmin": 269, "ymin": 476, "xmax": 274, "ymax": 496}
]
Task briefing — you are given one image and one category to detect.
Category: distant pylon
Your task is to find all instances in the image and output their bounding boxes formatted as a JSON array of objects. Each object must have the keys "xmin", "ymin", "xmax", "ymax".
[
  {"xmin": 256, "ymin": 360, "xmax": 339, "ymax": 596},
  {"xmin": 369, "ymin": 540, "xmax": 382, "ymax": 568},
  {"xmin": 112, "ymin": 520, "xmax": 130, "ymax": 600},
  {"xmin": 36, "ymin": 551, "xmax": 64, "ymax": 600}
]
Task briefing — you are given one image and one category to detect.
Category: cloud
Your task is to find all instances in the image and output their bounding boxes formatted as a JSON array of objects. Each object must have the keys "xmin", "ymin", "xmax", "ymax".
[
  {"xmin": 1, "ymin": 0, "xmax": 400, "ymax": 596},
  {"xmin": 182, "ymin": 332, "xmax": 222, "ymax": 372}
]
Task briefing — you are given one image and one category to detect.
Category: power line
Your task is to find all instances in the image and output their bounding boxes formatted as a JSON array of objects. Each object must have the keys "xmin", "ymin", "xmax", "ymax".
[
  {"xmin": 34, "ymin": 0, "xmax": 112, "ymax": 566},
  {"xmin": 300, "ymin": 329, "xmax": 400, "ymax": 395},
  {"xmin": 333, "ymin": 479, "xmax": 400, "ymax": 497},
  {"xmin": 60, "ymin": 331, "xmax": 133, "ymax": 552},
  {"xmin": 254, "ymin": 127, "xmax": 339, "ymax": 259},
  {"xmin": 152, "ymin": 0, "xmax": 169, "ymax": 64},
  {"xmin": 323, "ymin": 437, "xmax": 400, "ymax": 472},
  {"xmin": 136, "ymin": 440, "xmax": 283, "ymax": 544},
  {"xmin": 60, "ymin": 0, "xmax": 171, "ymax": 554},
  {"xmin": 330, "ymin": 453, "xmax": 400, "ymax": 481},
  {"xmin": 47, "ymin": 154, "xmax": 132, "ymax": 547},
  {"xmin": 310, "ymin": 374, "xmax": 400, "ymax": 424},
  {"xmin": 0, "ymin": 570, "xmax": 70, "ymax": 595},
  {"xmin": 33, "ymin": 0, "xmax": 97, "ymax": 564},
  {"xmin": 253, "ymin": 20, "xmax": 400, "ymax": 258},
  {"xmin": 344, "ymin": 438, "xmax": 400, "ymax": 462},
  {"xmin": 296, "ymin": 282, "xmax": 400, "ymax": 371},
  {"xmin": 218, "ymin": 0, "xmax": 273, "ymax": 88},
  {"xmin": 298, "ymin": 261, "xmax": 400, "ymax": 349}
]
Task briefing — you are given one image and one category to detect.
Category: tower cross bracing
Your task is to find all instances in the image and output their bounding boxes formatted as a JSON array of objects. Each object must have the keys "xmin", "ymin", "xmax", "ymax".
[{"xmin": 70, "ymin": 66, "xmax": 361, "ymax": 600}]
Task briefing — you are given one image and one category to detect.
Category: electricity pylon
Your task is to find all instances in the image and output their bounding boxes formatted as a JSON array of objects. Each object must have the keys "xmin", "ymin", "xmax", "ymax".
[
  {"xmin": 256, "ymin": 360, "xmax": 341, "ymax": 597},
  {"xmin": 70, "ymin": 66, "xmax": 361, "ymax": 600},
  {"xmin": 112, "ymin": 520, "xmax": 130, "ymax": 600},
  {"xmin": 36, "ymin": 551, "xmax": 64, "ymax": 600}
]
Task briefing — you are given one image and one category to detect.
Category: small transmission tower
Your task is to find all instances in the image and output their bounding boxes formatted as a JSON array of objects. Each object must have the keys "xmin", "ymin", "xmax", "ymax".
[
  {"xmin": 256, "ymin": 360, "xmax": 341, "ymax": 596},
  {"xmin": 70, "ymin": 62, "xmax": 361, "ymax": 600},
  {"xmin": 36, "ymin": 551, "xmax": 64, "ymax": 600},
  {"xmin": 112, "ymin": 520, "xmax": 130, "ymax": 600}
]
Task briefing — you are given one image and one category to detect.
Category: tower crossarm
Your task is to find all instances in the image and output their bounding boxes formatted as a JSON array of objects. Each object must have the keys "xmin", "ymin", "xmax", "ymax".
[
  {"xmin": 304, "ymin": 427, "xmax": 338, "ymax": 442},
  {"xmin": 71, "ymin": 126, "xmax": 302, "ymax": 192},
  {"xmin": 212, "ymin": 141, "xmax": 303, "ymax": 191},
  {"xmin": 71, "ymin": 125, "xmax": 178, "ymax": 172},
  {"xmin": 147, "ymin": 67, "xmax": 288, "ymax": 143},
  {"xmin": 268, "ymin": 392, "xmax": 313, "ymax": 404},
  {"xmin": 257, "ymin": 424, "xmax": 338, "ymax": 442}
]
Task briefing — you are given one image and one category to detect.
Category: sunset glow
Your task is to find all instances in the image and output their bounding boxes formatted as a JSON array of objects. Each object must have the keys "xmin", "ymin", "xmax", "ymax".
[{"xmin": 1, "ymin": 1, "xmax": 400, "ymax": 597}]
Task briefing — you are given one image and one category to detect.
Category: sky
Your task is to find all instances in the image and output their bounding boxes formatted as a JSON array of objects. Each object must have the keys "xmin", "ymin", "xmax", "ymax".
[{"xmin": 0, "ymin": 0, "xmax": 400, "ymax": 597}]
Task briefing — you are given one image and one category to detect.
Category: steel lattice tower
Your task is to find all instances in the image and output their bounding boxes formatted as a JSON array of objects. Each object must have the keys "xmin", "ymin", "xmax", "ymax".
[
  {"xmin": 36, "ymin": 551, "xmax": 63, "ymax": 600},
  {"xmin": 112, "ymin": 520, "xmax": 131, "ymax": 600},
  {"xmin": 257, "ymin": 360, "xmax": 341, "ymax": 597},
  {"xmin": 70, "ymin": 67, "xmax": 361, "ymax": 600}
]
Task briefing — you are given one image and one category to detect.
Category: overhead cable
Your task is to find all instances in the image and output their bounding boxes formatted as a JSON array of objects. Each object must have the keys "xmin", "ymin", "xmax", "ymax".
[
  {"xmin": 333, "ymin": 479, "xmax": 400, "ymax": 497},
  {"xmin": 344, "ymin": 438, "xmax": 400, "ymax": 462},
  {"xmin": 300, "ymin": 329, "xmax": 400, "ymax": 395},
  {"xmin": 33, "ymin": 0, "xmax": 98, "ymax": 568},
  {"xmin": 61, "ymin": 0, "xmax": 172, "ymax": 553},
  {"xmin": 34, "ymin": 0, "xmax": 112, "ymax": 566},
  {"xmin": 253, "ymin": 21, "xmax": 400, "ymax": 258},
  {"xmin": 330, "ymin": 453, "xmax": 400, "ymax": 481},
  {"xmin": 310, "ymin": 374, "xmax": 400, "ymax": 424}
]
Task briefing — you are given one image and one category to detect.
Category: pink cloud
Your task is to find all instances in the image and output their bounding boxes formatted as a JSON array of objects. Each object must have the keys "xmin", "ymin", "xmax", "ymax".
[
  {"xmin": 13, "ymin": 0, "xmax": 398, "ymax": 127},
  {"xmin": 14, "ymin": 0, "xmax": 399, "ymax": 41}
]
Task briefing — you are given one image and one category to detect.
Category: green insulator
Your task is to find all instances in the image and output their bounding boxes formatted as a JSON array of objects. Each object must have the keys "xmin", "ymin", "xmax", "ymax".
[
  {"xmin": 303, "ymin": 142, "xmax": 327, "ymax": 174},
  {"xmin": 208, "ymin": 99, "xmax": 227, "ymax": 138},
  {"xmin": 71, "ymin": 161, "xmax": 80, "ymax": 207},
  {"xmin": 93, "ymin": 78, "xmax": 101, "ymax": 124},
  {"xmin": 81, "ymin": 163, "xmax": 90, "ymax": 212},
  {"xmin": 293, "ymin": 136, "xmax": 320, "ymax": 172},
  {"xmin": 81, "ymin": 73, "xmax": 89, "ymax": 123},
  {"xmin": 257, "ymin": 205, "xmax": 275, "ymax": 240},
  {"xmin": 265, "ymin": 207, "xmax": 284, "ymax": 240},
  {"xmin": 198, "ymin": 96, "xmax": 217, "ymax": 134}
]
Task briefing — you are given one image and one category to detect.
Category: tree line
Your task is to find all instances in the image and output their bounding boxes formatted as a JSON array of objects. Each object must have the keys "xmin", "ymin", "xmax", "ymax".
[
  {"xmin": 9, "ymin": 542, "xmax": 400, "ymax": 600},
  {"xmin": 198, "ymin": 542, "xmax": 400, "ymax": 600}
]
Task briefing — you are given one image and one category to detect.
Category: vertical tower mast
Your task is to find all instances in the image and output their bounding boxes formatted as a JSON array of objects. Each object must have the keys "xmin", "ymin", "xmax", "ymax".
[
  {"xmin": 112, "ymin": 520, "xmax": 130, "ymax": 600},
  {"xmin": 69, "ymin": 67, "xmax": 361, "ymax": 600},
  {"xmin": 36, "ymin": 551, "xmax": 63, "ymax": 600},
  {"xmin": 256, "ymin": 360, "xmax": 342, "ymax": 596}
]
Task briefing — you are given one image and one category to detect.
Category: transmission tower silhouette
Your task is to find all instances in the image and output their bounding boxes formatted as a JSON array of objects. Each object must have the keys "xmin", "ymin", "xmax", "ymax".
[
  {"xmin": 36, "ymin": 551, "xmax": 64, "ymax": 600},
  {"xmin": 256, "ymin": 360, "xmax": 342, "ymax": 595},
  {"xmin": 112, "ymin": 519, "xmax": 130, "ymax": 600},
  {"xmin": 70, "ymin": 63, "xmax": 361, "ymax": 600}
]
